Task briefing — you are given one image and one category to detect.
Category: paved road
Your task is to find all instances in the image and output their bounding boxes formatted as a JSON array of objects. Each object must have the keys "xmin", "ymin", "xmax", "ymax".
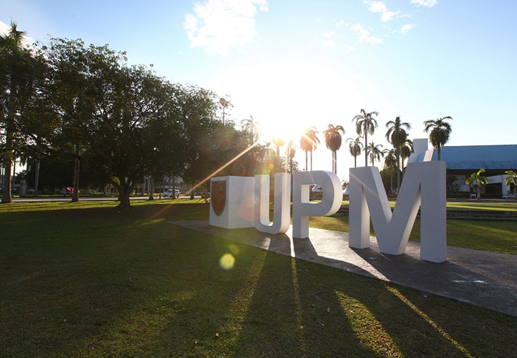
[{"xmin": 11, "ymin": 196, "xmax": 195, "ymax": 203}]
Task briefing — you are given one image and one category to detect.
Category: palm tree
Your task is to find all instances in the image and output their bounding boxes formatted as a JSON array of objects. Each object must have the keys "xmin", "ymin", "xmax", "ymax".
[
  {"xmin": 465, "ymin": 169, "xmax": 488, "ymax": 199},
  {"xmin": 353, "ymin": 109, "xmax": 379, "ymax": 166},
  {"xmin": 367, "ymin": 142, "xmax": 386, "ymax": 167},
  {"xmin": 323, "ymin": 124, "xmax": 345, "ymax": 174},
  {"xmin": 385, "ymin": 116, "xmax": 411, "ymax": 189},
  {"xmin": 286, "ymin": 140, "xmax": 297, "ymax": 173},
  {"xmin": 271, "ymin": 137, "xmax": 285, "ymax": 173},
  {"xmin": 505, "ymin": 170, "xmax": 517, "ymax": 199},
  {"xmin": 241, "ymin": 115, "xmax": 261, "ymax": 144},
  {"xmin": 1, "ymin": 22, "xmax": 28, "ymax": 203},
  {"xmin": 400, "ymin": 136, "xmax": 414, "ymax": 171},
  {"xmin": 346, "ymin": 136, "xmax": 363, "ymax": 168},
  {"xmin": 300, "ymin": 126, "xmax": 320, "ymax": 171},
  {"xmin": 272, "ymin": 137, "xmax": 285, "ymax": 158},
  {"xmin": 384, "ymin": 149, "xmax": 397, "ymax": 195},
  {"xmin": 423, "ymin": 116, "xmax": 453, "ymax": 161}
]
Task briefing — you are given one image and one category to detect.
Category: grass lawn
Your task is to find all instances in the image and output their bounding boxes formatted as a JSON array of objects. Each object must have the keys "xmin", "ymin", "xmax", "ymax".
[{"xmin": 1, "ymin": 200, "xmax": 516, "ymax": 357}]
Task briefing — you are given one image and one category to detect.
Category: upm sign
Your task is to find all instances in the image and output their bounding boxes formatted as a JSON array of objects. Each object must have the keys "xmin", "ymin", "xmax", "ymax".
[{"xmin": 209, "ymin": 161, "xmax": 447, "ymax": 263}]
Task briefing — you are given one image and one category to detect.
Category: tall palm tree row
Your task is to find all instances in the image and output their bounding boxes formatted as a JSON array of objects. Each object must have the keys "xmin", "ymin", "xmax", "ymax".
[
  {"xmin": 300, "ymin": 126, "xmax": 320, "ymax": 171},
  {"xmin": 423, "ymin": 116, "xmax": 453, "ymax": 161},
  {"xmin": 353, "ymin": 109, "xmax": 379, "ymax": 166},
  {"xmin": 323, "ymin": 124, "xmax": 345, "ymax": 174},
  {"xmin": 385, "ymin": 116, "xmax": 411, "ymax": 190}
]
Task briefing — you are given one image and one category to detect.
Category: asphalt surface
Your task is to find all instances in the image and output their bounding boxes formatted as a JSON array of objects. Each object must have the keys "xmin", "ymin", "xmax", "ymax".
[{"xmin": 173, "ymin": 220, "xmax": 517, "ymax": 318}]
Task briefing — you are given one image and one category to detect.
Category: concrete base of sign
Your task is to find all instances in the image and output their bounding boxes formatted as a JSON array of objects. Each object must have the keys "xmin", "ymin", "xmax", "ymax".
[{"xmin": 209, "ymin": 176, "xmax": 256, "ymax": 229}]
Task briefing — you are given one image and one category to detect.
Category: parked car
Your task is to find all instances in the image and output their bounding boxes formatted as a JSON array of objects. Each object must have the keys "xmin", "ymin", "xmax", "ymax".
[
  {"xmin": 311, "ymin": 185, "xmax": 322, "ymax": 193},
  {"xmin": 503, "ymin": 193, "xmax": 515, "ymax": 199},
  {"xmin": 164, "ymin": 189, "xmax": 180, "ymax": 198},
  {"xmin": 342, "ymin": 187, "xmax": 350, "ymax": 199}
]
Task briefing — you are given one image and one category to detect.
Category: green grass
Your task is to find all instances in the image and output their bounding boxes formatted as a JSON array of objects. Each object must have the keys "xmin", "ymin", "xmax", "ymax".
[
  {"xmin": 340, "ymin": 199, "xmax": 517, "ymax": 212},
  {"xmin": 1, "ymin": 201, "xmax": 516, "ymax": 357},
  {"xmin": 310, "ymin": 216, "xmax": 517, "ymax": 255}
]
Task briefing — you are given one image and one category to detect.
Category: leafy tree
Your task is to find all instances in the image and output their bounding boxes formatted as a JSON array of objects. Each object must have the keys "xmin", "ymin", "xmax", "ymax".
[
  {"xmin": 85, "ymin": 64, "xmax": 190, "ymax": 207},
  {"xmin": 367, "ymin": 142, "xmax": 386, "ymax": 167},
  {"xmin": 346, "ymin": 136, "xmax": 363, "ymax": 168},
  {"xmin": 300, "ymin": 126, "xmax": 319, "ymax": 171},
  {"xmin": 1, "ymin": 22, "xmax": 46, "ymax": 203},
  {"xmin": 505, "ymin": 170, "xmax": 517, "ymax": 199},
  {"xmin": 45, "ymin": 38, "xmax": 103, "ymax": 202},
  {"xmin": 323, "ymin": 124, "xmax": 345, "ymax": 174},
  {"xmin": 423, "ymin": 116, "xmax": 453, "ymax": 161},
  {"xmin": 465, "ymin": 169, "xmax": 488, "ymax": 199},
  {"xmin": 385, "ymin": 116, "xmax": 411, "ymax": 190},
  {"xmin": 353, "ymin": 109, "xmax": 378, "ymax": 166}
]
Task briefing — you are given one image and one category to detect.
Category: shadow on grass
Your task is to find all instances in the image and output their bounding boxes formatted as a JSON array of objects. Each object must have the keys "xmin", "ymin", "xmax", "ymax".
[{"xmin": 1, "ymin": 203, "xmax": 517, "ymax": 357}]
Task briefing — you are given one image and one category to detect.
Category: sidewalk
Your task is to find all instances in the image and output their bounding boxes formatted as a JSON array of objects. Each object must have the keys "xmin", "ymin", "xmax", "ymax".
[{"xmin": 173, "ymin": 220, "xmax": 517, "ymax": 318}]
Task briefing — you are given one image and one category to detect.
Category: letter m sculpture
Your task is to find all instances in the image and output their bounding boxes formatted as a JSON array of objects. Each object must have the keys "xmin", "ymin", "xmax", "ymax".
[{"xmin": 349, "ymin": 161, "xmax": 447, "ymax": 263}]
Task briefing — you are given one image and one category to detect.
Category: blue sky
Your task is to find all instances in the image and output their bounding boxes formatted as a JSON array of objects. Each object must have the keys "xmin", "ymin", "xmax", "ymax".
[{"xmin": 2, "ymin": 0, "xmax": 516, "ymax": 180}]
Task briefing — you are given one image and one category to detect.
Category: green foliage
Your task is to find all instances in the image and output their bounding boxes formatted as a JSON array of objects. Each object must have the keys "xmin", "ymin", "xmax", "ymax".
[{"xmin": 423, "ymin": 116, "xmax": 453, "ymax": 160}]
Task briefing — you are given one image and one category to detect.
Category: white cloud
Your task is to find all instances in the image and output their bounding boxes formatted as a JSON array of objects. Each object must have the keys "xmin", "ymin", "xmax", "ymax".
[
  {"xmin": 365, "ymin": 1, "xmax": 399, "ymax": 22},
  {"xmin": 410, "ymin": 0, "xmax": 438, "ymax": 7},
  {"xmin": 345, "ymin": 45, "xmax": 355, "ymax": 53},
  {"xmin": 400, "ymin": 24, "xmax": 415, "ymax": 34},
  {"xmin": 184, "ymin": 0, "xmax": 268, "ymax": 55},
  {"xmin": 351, "ymin": 24, "xmax": 382, "ymax": 44},
  {"xmin": 0, "ymin": 21, "xmax": 10, "ymax": 36},
  {"xmin": 323, "ymin": 40, "xmax": 336, "ymax": 49},
  {"xmin": 324, "ymin": 31, "xmax": 335, "ymax": 38}
]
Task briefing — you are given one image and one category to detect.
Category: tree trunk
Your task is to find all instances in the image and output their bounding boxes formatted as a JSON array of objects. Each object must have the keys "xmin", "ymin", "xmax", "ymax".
[
  {"xmin": 390, "ymin": 166, "xmax": 393, "ymax": 195},
  {"xmin": 396, "ymin": 151, "xmax": 401, "ymax": 194},
  {"xmin": 477, "ymin": 185, "xmax": 481, "ymax": 199},
  {"xmin": 2, "ymin": 156, "xmax": 12, "ymax": 203},
  {"xmin": 364, "ymin": 130, "xmax": 368, "ymax": 167},
  {"xmin": 33, "ymin": 160, "xmax": 40, "ymax": 197},
  {"xmin": 71, "ymin": 141, "xmax": 80, "ymax": 202},
  {"xmin": 148, "ymin": 177, "xmax": 154, "ymax": 200},
  {"xmin": 117, "ymin": 179, "xmax": 132, "ymax": 208},
  {"xmin": 1, "ymin": 129, "xmax": 13, "ymax": 203}
]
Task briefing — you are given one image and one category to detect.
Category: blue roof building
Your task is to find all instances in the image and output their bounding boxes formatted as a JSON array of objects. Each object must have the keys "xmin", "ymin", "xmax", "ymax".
[{"xmin": 408, "ymin": 139, "xmax": 517, "ymax": 197}]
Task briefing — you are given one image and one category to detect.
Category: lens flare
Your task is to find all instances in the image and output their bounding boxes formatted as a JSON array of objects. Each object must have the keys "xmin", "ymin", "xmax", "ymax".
[
  {"xmin": 228, "ymin": 243, "xmax": 240, "ymax": 255},
  {"xmin": 220, "ymin": 253, "xmax": 235, "ymax": 270}
]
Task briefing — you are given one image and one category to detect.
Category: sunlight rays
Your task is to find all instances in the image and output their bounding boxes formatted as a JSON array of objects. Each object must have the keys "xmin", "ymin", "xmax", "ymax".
[
  {"xmin": 386, "ymin": 285, "xmax": 475, "ymax": 358},
  {"xmin": 335, "ymin": 290, "xmax": 402, "ymax": 356}
]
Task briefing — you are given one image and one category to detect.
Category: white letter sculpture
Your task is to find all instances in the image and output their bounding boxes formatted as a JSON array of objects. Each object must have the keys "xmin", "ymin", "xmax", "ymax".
[
  {"xmin": 292, "ymin": 171, "xmax": 342, "ymax": 239},
  {"xmin": 209, "ymin": 176, "xmax": 256, "ymax": 229},
  {"xmin": 254, "ymin": 173, "xmax": 291, "ymax": 234},
  {"xmin": 349, "ymin": 161, "xmax": 446, "ymax": 263}
]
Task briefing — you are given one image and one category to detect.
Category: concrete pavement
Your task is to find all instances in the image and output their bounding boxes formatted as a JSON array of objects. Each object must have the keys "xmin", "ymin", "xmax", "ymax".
[{"xmin": 172, "ymin": 220, "xmax": 517, "ymax": 318}]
